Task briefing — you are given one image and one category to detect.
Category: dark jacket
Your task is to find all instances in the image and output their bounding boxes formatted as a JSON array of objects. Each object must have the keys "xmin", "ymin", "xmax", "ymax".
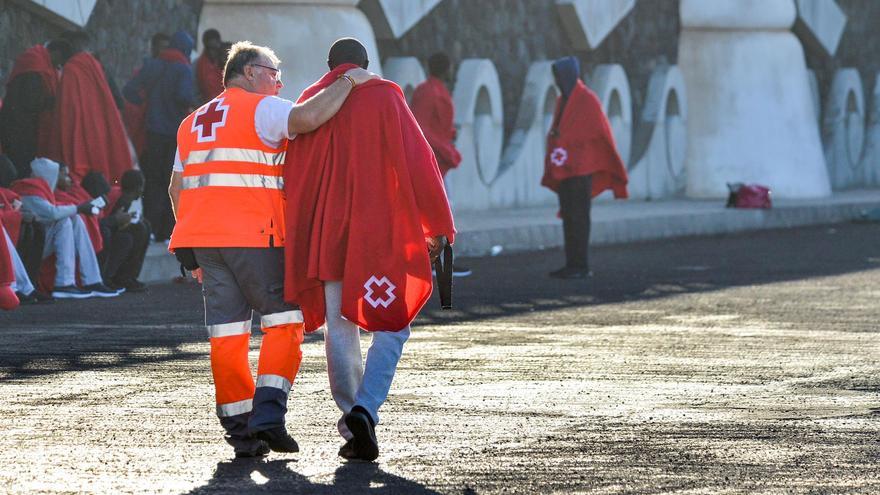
[{"xmin": 123, "ymin": 31, "xmax": 196, "ymax": 137}]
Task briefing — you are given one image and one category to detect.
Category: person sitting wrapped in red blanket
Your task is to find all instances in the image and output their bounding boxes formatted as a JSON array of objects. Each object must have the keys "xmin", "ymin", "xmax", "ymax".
[
  {"xmin": 12, "ymin": 158, "xmax": 119, "ymax": 299},
  {"xmin": 0, "ymin": 154, "xmax": 49, "ymax": 304}
]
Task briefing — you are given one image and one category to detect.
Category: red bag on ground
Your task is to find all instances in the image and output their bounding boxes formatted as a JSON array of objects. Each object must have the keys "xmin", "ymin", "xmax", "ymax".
[{"xmin": 728, "ymin": 183, "xmax": 772, "ymax": 209}]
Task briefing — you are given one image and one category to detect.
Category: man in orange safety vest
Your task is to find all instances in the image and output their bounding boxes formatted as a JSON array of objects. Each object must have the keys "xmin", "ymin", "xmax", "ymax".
[{"xmin": 168, "ymin": 41, "xmax": 376, "ymax": 458}]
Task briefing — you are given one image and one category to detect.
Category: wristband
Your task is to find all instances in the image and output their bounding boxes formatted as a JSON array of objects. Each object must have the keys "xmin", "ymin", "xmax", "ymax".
[{"xmin": 339, "ymin": 73, "xmax": 356, "ymax": 89}]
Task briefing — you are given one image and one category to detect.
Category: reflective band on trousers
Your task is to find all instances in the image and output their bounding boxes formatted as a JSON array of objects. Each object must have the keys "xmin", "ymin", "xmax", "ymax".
[
  {"xmin": 182, "ymin": 173, "xmax": 284, "ymax": 190},
  {"xmin": 217, "ymin": 398, "xmax": 253, "ymax": 417},
  {"xmin": 255, "ymin": 374, "xmax": 292, "ymax": 394},
  {"xmin": 184, "ymin": 147, "xmax": 286, "ymax": 167},
  {"xmin": 261, "ymin": 310, "xmax": 304, "ymax": 329},
  {"xmin": 207, "ymin": 319, "xmax": 251, "ymax": 338}
]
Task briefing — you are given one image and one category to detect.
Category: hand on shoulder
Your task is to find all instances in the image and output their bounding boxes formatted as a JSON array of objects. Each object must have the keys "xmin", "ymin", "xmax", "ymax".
[{"xmin": 344, "ymin": 68, "xmax": 379, "ymax": 86}]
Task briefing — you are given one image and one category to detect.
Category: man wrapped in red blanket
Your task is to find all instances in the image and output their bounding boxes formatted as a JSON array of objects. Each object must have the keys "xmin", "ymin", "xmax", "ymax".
[{"xmin": 283, "ymin": 39, "xmax": 455, "ymax": 462}]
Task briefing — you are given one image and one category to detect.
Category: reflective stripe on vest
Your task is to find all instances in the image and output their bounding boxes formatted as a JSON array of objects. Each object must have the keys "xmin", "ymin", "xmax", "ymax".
[
  {"xmin": 182, "ymin": 173, "xmax": 284, "ymax": 191},
  {"xmin": 217, "ymin": 398, "xmax": 253, "ymax": 417},
  {"xmin": 207, "ymin": 319, "xmax": 251, "ymax": 338},
  {"xmin": 260, "ymin": 310, "xmax": 304, "ymax": 329},
  {"xmin": 183, "ymin": 147, "xmax": 286, "ymax": 167},
  {"xmin": 255, "ymin": 374, "xmax": 292, "ymax": 393}
]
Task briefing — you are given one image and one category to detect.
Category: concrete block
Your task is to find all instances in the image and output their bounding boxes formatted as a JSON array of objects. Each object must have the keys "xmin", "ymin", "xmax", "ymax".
[
  {"xmin": 628, "ymin": 65, "xmax": 688, "ymax": 200},
  {"xmin": 199, "ymin": 1, "xmax": 382, "ymax": 100},
  {"xmin": 823, "ymin": 68, "xmax": 866, "ymax": 189},
  {"xmin": 555, "ymin": 0, "xmax": 635, "ymax": 50},
  {"xmin": 359, "ymin": 0, "xmax": 442, "ymax": 39},
  {"xmin": 24, "ymin": 0, "xmax": 97, "ymax": 28},
  {"xmin": 860, "ymin": 73, "xmax": 880, "ymax": 185},
  {"xmin": 383, "ymin": 56, "xmax": 426, "ymax": 103},
  {"xmin": 794, "ymin": 0, "xmax": 847, "ymax": 57},
  {"xmin": 680, "ymin": 0, "xmax": 796, "ymax": 29},
  {"xmin": 679, "ymin": 0, "xmax": 830, "ymax": 199},
  {"xmin": 490, "ymin": 61, "xmax": 559, "ymax": 210},
  {"xmin": 446, "ymin": 59, "xmax": 504, "ymax": 212}
]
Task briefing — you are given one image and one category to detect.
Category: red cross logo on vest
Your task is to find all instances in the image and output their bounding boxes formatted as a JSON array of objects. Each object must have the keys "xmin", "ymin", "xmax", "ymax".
[
  {"xmin": 363, "ymin": 275, "xmax": 397, "ymax": 309},
  {"xmin": 191, "ymin": 97, "xmax": 229, "ymax": 143}
]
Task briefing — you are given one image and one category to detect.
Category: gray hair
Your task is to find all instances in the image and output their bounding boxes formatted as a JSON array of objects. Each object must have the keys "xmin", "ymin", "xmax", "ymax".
[{"xmin": 223, "ymin": 41, "xmax": 281, "ymax": 86}]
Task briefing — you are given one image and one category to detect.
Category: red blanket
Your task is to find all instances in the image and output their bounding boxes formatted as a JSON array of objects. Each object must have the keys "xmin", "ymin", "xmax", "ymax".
[
  {"xmin": 196, "ymin": 53, "xmax": 224, "ymax": 101},
  {"xmin": 55, "ymin": 182, "xmax": 103, "ymax": 253},
  {"xmin": 0, "ymin": 188, "xmax": 23, "ymax": 245},
  {"xmin": 541, "ymin": 80, "xmax": 628, "ymax": 198},
  {"xmin": 410, "ymin": 77, "xmax": 461, "ymax": 177},
  {"xmin": 122, "ymin": 66, "xmax": 147, "ymax": 157},
  {"xmin": 284, "ymin": 65, "xmax": 456, "ymax": 332},
  {"xmin": 10, "ymin": 177, "xmax": 53, "ymax": 202},
  {"xmin": 56, "ymin": 52, "xmax": 133, "ymax": 183},
  {"xmin": 8, "ymin": 44, "xmax": 60, "ymax": 159}
]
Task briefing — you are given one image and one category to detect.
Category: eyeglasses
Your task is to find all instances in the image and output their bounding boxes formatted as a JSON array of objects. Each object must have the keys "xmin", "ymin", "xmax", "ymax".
[{"xmin": 249, "ymin": 63, "xmax": 282, "ymax": 81}]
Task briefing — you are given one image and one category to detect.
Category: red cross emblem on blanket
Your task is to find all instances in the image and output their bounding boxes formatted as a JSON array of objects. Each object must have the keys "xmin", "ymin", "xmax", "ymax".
[
  {"xmin": 363, "ymin": 275, "xmax": 397, "ymax": 309},
  {"xmin": 192, "ymin": 98, "xmax": 229, "ymax": 143},
  {"xmin": 550, "ymin": 147, "xmax": 568, "ymax": 167}
]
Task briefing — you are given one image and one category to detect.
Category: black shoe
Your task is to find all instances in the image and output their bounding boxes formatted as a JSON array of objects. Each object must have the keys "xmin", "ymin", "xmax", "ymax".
[
  {"xmin": 452, "ymin": 265, "xmax": 472, "ymax": 277},
  {"xmin": 253, "ymin": 427, "xmax": 299, "ymax": 453},
  {"xmin": 122, "ymin": 279, "xmax": 147, "ymax": 293},
  {"xmin": 82, "ymin": 282, "xmax": 123, "ymax": 298},
  {"xmin": 338, "ymin": 439, "xmax": 357, "ymax": 460},
  {"xmin": 548, "ymin": 267, "xmax": 592, "ymax": 279},
  {"xmin": 234, "ymin": 440, "xmax": 270, "ymax": 458},
  {"xmin": 15, "ymin": 291, "xmax": 54, "ymax": 304},
  {"xmin": 51, "ymin": 285, "xmax": 92, "ymax": 299},
  {"xmin": 344, "ymin": 406, "xmax": 379, "ymax": 462}
]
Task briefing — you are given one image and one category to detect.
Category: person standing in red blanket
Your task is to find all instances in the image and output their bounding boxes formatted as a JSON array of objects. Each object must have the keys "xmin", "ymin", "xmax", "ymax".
[
  {"xmin": 410, "ymin": 53, "xmax": 461, "ymax": 178},
  {"xmin": 283, "ymin": 38, "xmax": 456, "ymax": 462},
  {"xmin": 0, "ymin": 40, "xmax": 72, "ymax": 178},
  {"xmin": 541, "ymin": 56, "xmax": 628, "ymax": 280},
  {"xmin": 168, "ymin": 41, "xmax": 377, "ymax": 458},
  {"xmin": 196, "ymin": 29, "xmax": 226, "ymax": 103},
  {"xmin": 410, "ymin": 53, "xmax": 472, "ymax": 278},
  {"xmin": 54, "ymin": 34, "xmax": 133, "ymax": 184}
]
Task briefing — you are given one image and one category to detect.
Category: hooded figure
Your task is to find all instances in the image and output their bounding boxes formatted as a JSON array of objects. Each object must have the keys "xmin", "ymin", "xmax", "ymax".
[
  {"xmin": 124, "ymin": 30, "xmax": 197, "ymax": 242},
  {"xmin": 552, "ymin": 56, "xmax": 579, "ymax": 102},
  {"xmin": 10, "ymin": 158, "xmax": 118, "ymax": 298},
  {"xmin": 541, "ymin": 56, "xmax": 628, "ymax": 279}
]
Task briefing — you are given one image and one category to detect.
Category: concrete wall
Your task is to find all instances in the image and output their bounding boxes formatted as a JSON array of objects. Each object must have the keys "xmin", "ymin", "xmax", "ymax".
[
  {"xmin": 0, "ymin": 0, "xmax": 203, "ymax": 98},
  {"xmin": 375, "ymin": 0, "xmax": 679, "ymax": 136},
  {"xmin": 804, "ymin": 0, "xmax": 880, "ymax": 107}
]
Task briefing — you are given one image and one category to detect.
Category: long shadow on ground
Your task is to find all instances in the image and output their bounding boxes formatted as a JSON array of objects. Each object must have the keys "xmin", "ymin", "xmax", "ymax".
[
  {"xmin": 1, "ymin": 223, "xmax": 877, "ymax": 379},
  {"xmin": 184, "ymin": 459, "xmax": 442, "ymax": 494}
]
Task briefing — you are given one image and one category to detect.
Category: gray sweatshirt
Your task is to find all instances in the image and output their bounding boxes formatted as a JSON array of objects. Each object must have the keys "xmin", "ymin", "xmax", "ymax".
[{"xmin": 20, "ymin": 158, "xmax": 77, "ymax": 225}]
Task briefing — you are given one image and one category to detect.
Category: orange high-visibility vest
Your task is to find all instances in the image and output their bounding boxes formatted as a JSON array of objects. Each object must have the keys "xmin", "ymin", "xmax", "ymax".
[{"xmin": 170, "ymin": 88, "xmax": 287, "ymax": 249}]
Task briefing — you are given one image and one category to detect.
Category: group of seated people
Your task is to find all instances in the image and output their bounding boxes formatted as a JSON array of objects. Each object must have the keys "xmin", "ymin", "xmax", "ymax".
[{"xmin": 0, "ymin": 154, "xmax": 150, "ymax": 310}]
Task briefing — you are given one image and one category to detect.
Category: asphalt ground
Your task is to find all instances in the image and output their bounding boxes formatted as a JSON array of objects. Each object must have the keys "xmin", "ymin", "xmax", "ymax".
[{"xmin": 1, "ymin": 223, "xmax": 878, "ymax": 494}]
